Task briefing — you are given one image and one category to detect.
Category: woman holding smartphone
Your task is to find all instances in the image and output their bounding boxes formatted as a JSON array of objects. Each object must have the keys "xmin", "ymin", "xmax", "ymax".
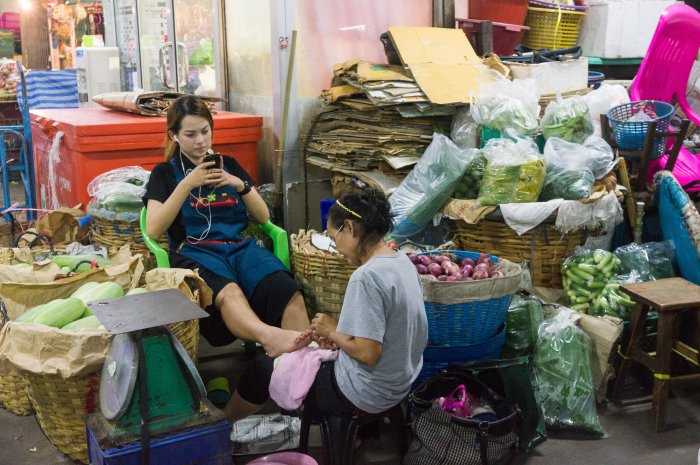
[{"xmin": 143, "ymin": 95, "xmax": 309, "ymax": 357}]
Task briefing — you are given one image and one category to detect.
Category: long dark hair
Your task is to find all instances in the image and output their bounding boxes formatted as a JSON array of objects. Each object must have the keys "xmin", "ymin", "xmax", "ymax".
[
  {"xmin": 327, "ymin": 190, "xmax": 394, "ymax": 259},
  {"xmin": 163, "ymin": 95, "xmax": 214, "ymax": 161}
]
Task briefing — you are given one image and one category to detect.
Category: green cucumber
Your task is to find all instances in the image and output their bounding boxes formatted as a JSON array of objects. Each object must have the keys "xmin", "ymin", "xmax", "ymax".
[
  {"xmin": 126, "ymin": 287, "xmax": 149, "ymax": 296},
  {"xmin": 81, "ymin": 282, "xmax": 125, "ymax": 317},
  {"xmin": 15, "ymin": 303, "xmax": 50, "ymax": 323},
  {"xmin": 51, "ymin": 255, "xmax": 111, "ymax": 273},
  {"xmin": 32, "ymin": 298, "xmax": 87, "ymax": 328},
  {"xmin": 61, "ymin": 315, "xmax": 103, "ymax": 331}
]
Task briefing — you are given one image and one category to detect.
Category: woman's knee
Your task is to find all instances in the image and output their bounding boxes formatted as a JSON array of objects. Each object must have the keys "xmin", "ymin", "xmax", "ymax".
[{"xmin": 215, "ymin": 282, "xmax": 247, "ymax": 309}]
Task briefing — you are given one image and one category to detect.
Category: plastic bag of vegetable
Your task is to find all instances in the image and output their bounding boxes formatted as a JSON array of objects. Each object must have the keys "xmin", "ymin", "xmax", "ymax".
[
  {"xmin": 582, "ymin": 135, "xmax": 617, "ymax": 179},
  {"xmin": 613, "ymin": 240, "xmax": 676, "ymax": 282},
  {"xmin": 540, "ymin": 138, "xmax": 599, "ymax": 200},
  {"xmin": 477, "ymin": 134, "xmax": 546, "ymax": 206},
  {"xmin": 502, "ymin": 292, "xmax": 544, "ymax": 359},
  {"xmin": 531, "ymin": 308, "xmax": 606, "ymax": 437},
  {"xmin": 470, "ymin": 71, "xmax": 540, "ymax": 137},
  {"xmin": 389, "ymin": 134, "xmax": 475, "ymax": 240},
  {"xmin": 86, "ymin": 166, "xmax": 151, "ymax": 221},
  {"xmin": 541, "ymin": 95, "xmax": 595, "ymax": 144},
  {"xmin": 453, "ymin": 150, "xmax": 487, "ymax": 200}
]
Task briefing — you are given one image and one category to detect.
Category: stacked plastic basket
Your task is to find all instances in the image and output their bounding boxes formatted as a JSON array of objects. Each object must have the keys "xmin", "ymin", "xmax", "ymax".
[{"xmin": 413, "ymin": 251, "xmax": 522, "ymax": 389}]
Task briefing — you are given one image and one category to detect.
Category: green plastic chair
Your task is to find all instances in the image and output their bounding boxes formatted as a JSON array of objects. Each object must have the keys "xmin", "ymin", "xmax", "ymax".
[{"xmin": 139, "ymin": 207, "xmax": 290, "ymax": 270}]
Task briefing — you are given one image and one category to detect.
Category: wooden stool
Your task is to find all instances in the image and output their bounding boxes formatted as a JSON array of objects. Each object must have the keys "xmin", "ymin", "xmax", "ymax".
[{"xmin": 612, "ymin": 278, "xmax": 700, "ymax": 431}]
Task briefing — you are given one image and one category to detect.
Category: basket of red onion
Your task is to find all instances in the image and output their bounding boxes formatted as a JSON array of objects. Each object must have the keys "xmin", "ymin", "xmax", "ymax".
[{"xmin": 409, "ymin": 250, "xmax": 522, "ymax": 346}]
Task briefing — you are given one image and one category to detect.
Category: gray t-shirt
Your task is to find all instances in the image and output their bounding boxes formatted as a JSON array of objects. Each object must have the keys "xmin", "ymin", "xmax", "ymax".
[{"xmin": 334, "ymin": 251, "xmax": 428, "ymax": 413}]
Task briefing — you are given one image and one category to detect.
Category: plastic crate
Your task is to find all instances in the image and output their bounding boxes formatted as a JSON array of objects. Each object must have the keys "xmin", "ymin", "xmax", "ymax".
[
  {"xmin": 457, "ymin": 18, "xmax": 529, "ymax": 56},
  {"xmin": 607, "ymin": 100, "xmax": 674, "ymax": 159},
  {"xmin": 413, "ymin": 324, "xmax": 506, "ymax": 390},
  {"xmin": 0, "ymin": 13, "xmax": 20, "ymax": 36},
  {"xmin": 468, "ymin": 0, "xmax": 530, "ymax": 25},
  {"xmin": 86, "ymin": 419, "xmax": 233, "ymax": 465},
  {"xmin": 523, "ymin": 7, "xmax": 586, "ymax": 50}
]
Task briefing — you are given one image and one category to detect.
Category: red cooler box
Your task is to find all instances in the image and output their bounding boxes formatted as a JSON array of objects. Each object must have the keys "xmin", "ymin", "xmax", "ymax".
[{"xmin": 30, "ymin": 107, "xmax": 262, "ymax": 209}]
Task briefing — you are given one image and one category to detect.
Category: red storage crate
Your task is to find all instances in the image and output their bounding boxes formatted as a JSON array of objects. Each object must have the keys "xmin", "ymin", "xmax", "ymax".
[
  {"xmin": 468, "ymin": 0, "xmax": 529, "ymax": 26},
  {"xmin": 30, "ymin": 107, "xmax": 263, "ymax": 210},
  {"xmin": 1, "ymin": 12, "xmax": 20, "ymax": 35},
  {"xmin": 457, "ymin": 18, "xmax": 529, "ymax": 56}
]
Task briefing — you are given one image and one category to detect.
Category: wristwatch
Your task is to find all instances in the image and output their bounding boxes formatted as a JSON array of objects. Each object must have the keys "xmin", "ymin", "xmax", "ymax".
[{"xmin": 238, "ymin": 181, "xmax": 252, "ymax": 196}]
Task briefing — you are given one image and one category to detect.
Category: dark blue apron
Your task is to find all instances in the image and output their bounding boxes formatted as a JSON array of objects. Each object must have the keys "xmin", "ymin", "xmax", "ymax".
[{"xmin": 169, "ymin": 155, "xmax": 286, "ymax": 299}]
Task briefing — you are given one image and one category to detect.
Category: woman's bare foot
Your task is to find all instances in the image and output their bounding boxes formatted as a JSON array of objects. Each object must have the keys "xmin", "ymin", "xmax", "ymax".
[{"xmin": 261, "ymin": 327, "xmax": 310, "ymax": 357}]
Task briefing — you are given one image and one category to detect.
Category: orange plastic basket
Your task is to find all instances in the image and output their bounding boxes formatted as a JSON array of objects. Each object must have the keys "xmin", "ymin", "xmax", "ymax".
[{"xmin": 523, "ymin": 6, "xmax": 586, "ymax": 50}]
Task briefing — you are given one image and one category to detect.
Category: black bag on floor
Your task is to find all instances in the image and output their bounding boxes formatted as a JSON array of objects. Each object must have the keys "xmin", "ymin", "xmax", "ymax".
[{"xmin": 403, "ymin": 372, "xmax": 520, "ymax": 465}]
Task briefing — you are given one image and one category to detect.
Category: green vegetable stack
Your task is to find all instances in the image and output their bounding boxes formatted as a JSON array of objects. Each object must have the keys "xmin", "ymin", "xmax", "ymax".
[
  {"xmin": 541, "ymin": 96, "xmax": 594, "ymax": 144},
  {"xmin": 561, "ymin": 249, "xmax": 636, "ymax": 319},
  {"xmin": 540, "ymin": 168, "xmax": 595, "ymax": 201},
  {"xmin": 477, "ymin": 157, "xmax": 546, "ymax": 205},
  {"xmin": 475, "ymin": 96, "xmax": 539, "ymax": 136},
  {"xmin": 453, "ymin": 151, "xmax": 487, "ymax": 199}
]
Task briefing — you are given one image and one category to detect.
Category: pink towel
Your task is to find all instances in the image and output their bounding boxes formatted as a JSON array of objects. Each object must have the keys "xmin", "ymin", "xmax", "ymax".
[{"xmin": 269, "ymin": 346, "xmax": 338, "ymax": 410}]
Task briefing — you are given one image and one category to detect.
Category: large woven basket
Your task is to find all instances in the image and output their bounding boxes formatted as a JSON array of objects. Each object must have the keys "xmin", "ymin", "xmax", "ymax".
[
  {"xmin": 291, "ymin": 230, "xmax": 356, "ymax": 321},
  {"xmin": 91, "ymin": 215, "xmax": 169, "ymax": 254},
  {"xmin": 453, "ymin": 220, "xmax": 584, "ymax": 288},
  {"xmin": 24, "ymin": 319, "xmax": 199, "ymax": 464},
  {"xmin": 0, "ymin": 300, "xmax": 31, "ymax": 415}
]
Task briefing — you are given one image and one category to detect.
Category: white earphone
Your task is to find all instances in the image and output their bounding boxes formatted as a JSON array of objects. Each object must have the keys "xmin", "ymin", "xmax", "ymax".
[{"xmin": 177, "ymin": 145, "xmax": 213, "ymax": 244}]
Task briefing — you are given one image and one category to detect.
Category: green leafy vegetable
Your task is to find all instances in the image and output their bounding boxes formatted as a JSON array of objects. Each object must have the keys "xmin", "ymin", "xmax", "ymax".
[{"xmin": 541, "ymin": 96, "xmax": 594, "ymax": 144}]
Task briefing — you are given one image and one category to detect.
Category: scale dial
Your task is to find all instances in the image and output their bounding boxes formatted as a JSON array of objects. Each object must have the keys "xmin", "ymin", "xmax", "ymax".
[{"xmin": 100, "ymin": 333, "xmax": 139, "ymax": 420}]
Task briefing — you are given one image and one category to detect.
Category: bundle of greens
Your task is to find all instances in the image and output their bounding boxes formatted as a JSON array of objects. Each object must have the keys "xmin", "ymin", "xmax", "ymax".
[
  {"xmin": 541, "ymin": 96, "xmax": 594, "ymax": 144},
  {"xmin": 613, "ymin": 241, "xmax": 676, "ymax": 282},
  {"xmin": 477, "ymin": 157, "xmax": 546, "ymax": 205},
  {"xmin": 474, "ymin": 96, "xmax": 539, "ymax": 136},
  {"xmin": 540, "ymin": 167, "xmax": 595, "ymax": 201},
  {"xmin": 453, "ymin": 151, "xmax": 487, "ymax": 199},
  {"xmin": 531, "ymin": 309, "xmax": 606, "ymax": 437}
]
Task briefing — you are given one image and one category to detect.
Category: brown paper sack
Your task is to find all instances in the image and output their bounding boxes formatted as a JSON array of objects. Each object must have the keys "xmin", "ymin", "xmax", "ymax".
[
  {"xmin": 31, "ymin": 207, "xmax": 90, "ymax": 245},
  {"xmin": 577, "ymin": 313, "xmax": 624, "ymax": 402},
  {"xmin": 144, "ymin": 267, "xmax": 213, "ymax": 309}
]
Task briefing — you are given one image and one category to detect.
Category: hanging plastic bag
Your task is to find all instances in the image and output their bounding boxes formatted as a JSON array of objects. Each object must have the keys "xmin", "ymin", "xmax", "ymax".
[
  {"xmin": 477, "ymin": 133, "xmax": 546, "ymax": 206},
  {"xmin": 389, "ymin": 134, "xmax": 475, "ymax": 240},
  {"xmin": 541, "ymin": 95, "xmax": 595, "ymax": 144},
  {"xmin": 450, "ymin": 106, "xmax": 478, "ymax": 149},
  {"xmin": 470, "ymin": 71, "xmax": 540, "ymax": 136},
  {"xmin": 531, "ymin": 308, "xmax": 606, "ymax": 437}
]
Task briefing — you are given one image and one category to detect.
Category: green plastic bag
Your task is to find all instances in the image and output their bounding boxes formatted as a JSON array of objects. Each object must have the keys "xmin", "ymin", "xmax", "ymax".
[{"xmin": 502, "ymin": 293, "xmax": 544, "ymax": 359}]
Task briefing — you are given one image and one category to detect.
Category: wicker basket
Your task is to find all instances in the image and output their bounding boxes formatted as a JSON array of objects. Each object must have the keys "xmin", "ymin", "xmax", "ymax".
[
  {"xmin": 24, "ymin": 319, "xmax": 200, "ymax": 464},
  {"xmin": 291, "ymin": 230, "xmax": 357, "ymax": 320},
  {"xmin": 91, "ymin": 215, "xmax": 169, "ymax": 254},
  {"xmin": 523, "ymin": 6, "xmax": 586, "ymax": 50},
  {"xmin": 0, "ymin": 373, "xmax": 31, "ymax": 415},
  {"xmin": 453, "ymin": 220, "xmax": 585, "ymax": 288}
]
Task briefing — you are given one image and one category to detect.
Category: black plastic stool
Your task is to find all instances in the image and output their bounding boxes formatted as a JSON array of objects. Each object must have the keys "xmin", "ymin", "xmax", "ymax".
[{"xmin": 298, "ymin": 402, "xmax": 408, "ymax": 465}]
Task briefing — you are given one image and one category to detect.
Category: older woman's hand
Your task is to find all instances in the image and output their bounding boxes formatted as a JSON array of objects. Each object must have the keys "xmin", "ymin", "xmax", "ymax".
[{"xmin": 311, "ymin": 313, "xmax": 337, "ymax": 339}]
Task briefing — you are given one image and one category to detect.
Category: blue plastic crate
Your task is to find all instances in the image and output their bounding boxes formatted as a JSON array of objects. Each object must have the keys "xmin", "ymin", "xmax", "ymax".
[
  {"xmin": 86, "ymin": 419, "xmax": 232, "ymax": 465},
  {"xmin": 419, "ymin": 250, "xmax": 514, "ymax": 346},
  {"xmin": 608, "ymin": 100, "xmax": 674, "ymax": 159},
  {"xmin": 412, "ymin": 324, "xmax": 506, "ymax": 390}
]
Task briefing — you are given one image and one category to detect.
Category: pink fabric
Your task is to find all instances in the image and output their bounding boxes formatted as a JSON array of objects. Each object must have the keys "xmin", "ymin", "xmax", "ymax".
[{"xmin": 269, "ymin": 346, "xmax": 338, "ymax": 410}]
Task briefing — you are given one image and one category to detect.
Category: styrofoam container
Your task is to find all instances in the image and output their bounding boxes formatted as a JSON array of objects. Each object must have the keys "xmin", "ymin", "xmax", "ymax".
[
  {"xmin": 579, "ymin": 0, "xmax": 676, "ymax": 59},
  {"xmin": 507, "ymin": 57, "xmax": 589, "ymax": 96}
]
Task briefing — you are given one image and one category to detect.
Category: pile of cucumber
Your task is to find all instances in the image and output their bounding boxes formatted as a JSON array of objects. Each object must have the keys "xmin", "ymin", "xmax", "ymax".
[
  {"xmin": 561, "ymin": 249, "xmax": 636, "ymax": 319},
  {"xmin": 14, "ymin": 282, "xmax": 148, "ymax": 331}
]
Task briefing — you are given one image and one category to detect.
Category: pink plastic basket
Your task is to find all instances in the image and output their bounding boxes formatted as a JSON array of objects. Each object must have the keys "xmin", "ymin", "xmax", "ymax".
[{"xmin": 1, "ymin": 13, "xmax": 20, "ymax": 35}]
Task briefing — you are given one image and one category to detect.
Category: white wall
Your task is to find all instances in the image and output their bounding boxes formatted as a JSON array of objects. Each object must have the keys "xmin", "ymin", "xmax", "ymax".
[{"xmin": 0, "ymin": 0, "xmax": 18, "ymax": 14}]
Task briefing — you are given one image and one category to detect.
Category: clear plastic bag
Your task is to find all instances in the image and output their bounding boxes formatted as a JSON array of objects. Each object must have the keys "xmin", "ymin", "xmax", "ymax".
[
  {"xmin": 470, "ymin": 72, "xmax": 540, "ymax": 136},
  {"xmin": 477, "ymin": 134, "xmax": 546, "ymax": 206},
  {"xmin": 613, "ymin": 240, "xmax": 676, "ymax": 282},
  {"xmin": 531, "ymin": 308, "xmax": 606, "ymax": 437},
  {"xmin": 541, "ymin": 95, "xmax": 595, "ymax": 144},
  {"xmin": 583, "ymin": 135, "xmax": 617, "ymax": 179},
  {"xmin": 450, "ymin": 106, "xmax": 478, "ymax": 149},
  {"xmin": 540, "ymin": 138, "xmax": 599, "ymax": 201},
  {"xmin": 453, "ymin": 150, "xmax": 487, "ymax": 200},
  {"xmin": 86, "ymin": 166, "xmax": 151, "ymax": 221},
  {"xmin": 390, "ymin": 134, "xmax": 475, "ymax": 240},
  {"xmin": 582, "ymin": 84, "xmax": 630, "ymax": 138}
]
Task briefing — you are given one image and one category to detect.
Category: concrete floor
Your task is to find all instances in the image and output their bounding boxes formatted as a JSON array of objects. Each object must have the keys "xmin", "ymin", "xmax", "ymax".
[{"xmin": 1, "ymin": 180, "xmax": 700, "ymax": 465}]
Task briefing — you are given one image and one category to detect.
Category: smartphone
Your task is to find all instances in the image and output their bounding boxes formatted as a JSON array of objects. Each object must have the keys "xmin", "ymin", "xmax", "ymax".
[{"xmin": 203, "ymin": 153, "xmax": 222, "ymax": 170}]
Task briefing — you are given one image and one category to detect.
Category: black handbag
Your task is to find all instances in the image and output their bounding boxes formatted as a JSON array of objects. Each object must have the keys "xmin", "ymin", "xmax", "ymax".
[{"xmin": 403, "ymin": 372, "xmax": 520, "ymax": 465}]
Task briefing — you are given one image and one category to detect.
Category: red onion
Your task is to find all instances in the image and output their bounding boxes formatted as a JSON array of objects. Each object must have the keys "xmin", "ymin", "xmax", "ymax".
[
  {"xmin": 460, "ymin": 258, "xmax": 475, "ymax": 267},
  {"xmin": 433, "ymin": 255, "xmax": 453, "ymax": 265},
  {"xmin": 461, "ymin": 264, "xmax": 474, "ymax": 276},
  {"xmin": 428, "ymin": 263, "xmax": 442, "ymax": 278},
  {"xmin": 407, "ymin": 253, "xmax": 419, "ymax": 264},
  {"xmin": 423, "ymin": 274, "xmax": 437, "ymax": 281},
  {"xmin": 446, "ymin": 275, "xmax": 458, "ymax": 282},
  {"xmin": 437, "ymin": 275, "xmax": 448, "ymax": 281},
  {"xmin": 415, "ymin": 264, "xmax": 428, "ymax": 275},
  {"xmin": 461, "ymin": 269, "xmax": 472, "ymax": 280},
  {"xmin": 476, "ymin": 253, "xmax": 489, "ymax": 265},
  {"xmin": 474, "ymin": 262, "xmax": 490, "ymax": 273},
  {"xmin": 417, "ymin": 255, "xmax": 432, "ymax": 267},
  {"xmin": 472, "ymin": 270, "xmax": 489, "ymax": 280},
  {"xmin": 446, "ymin": 263, "xmax": 461, "ymax": 276}
]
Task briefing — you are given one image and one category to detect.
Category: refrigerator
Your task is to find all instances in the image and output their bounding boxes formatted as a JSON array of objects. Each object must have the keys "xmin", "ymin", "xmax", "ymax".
[{"xmin": 101, "ymin": 0, "xmax": 227, "ymax": 103}]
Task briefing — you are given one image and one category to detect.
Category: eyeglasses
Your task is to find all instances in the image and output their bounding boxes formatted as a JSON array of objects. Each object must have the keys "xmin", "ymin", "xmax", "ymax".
[{"xmin": 328, "ymin": 224, "xmax": 345, "ymax": 252}]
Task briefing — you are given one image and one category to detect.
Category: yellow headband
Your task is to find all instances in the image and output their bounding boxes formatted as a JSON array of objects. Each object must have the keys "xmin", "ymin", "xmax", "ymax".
[{"xmin": 336, "ymin": 199, "xmax": 362, "ymax": 219}]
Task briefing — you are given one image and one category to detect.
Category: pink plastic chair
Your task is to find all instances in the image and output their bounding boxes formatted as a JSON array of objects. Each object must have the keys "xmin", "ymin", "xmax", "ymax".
[{"xmin": 629, "ymin": 4, "xmax": 700, "ymax": 190}]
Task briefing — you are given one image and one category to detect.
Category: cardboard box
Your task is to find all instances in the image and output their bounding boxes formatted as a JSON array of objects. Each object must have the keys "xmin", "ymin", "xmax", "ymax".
[
  {"xmin": 507, "ymin": 57, "xmax": 589, "ymax": 95},
  {"xmin": 579, "ymin": 0, "xmax": 677, "ymax": 59}
]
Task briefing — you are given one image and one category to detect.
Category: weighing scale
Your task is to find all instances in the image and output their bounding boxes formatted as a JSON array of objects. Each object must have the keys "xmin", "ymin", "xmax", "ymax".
[{"xmin": 84, "ymin": 289, "xmax": 232, "ymax": 465}]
